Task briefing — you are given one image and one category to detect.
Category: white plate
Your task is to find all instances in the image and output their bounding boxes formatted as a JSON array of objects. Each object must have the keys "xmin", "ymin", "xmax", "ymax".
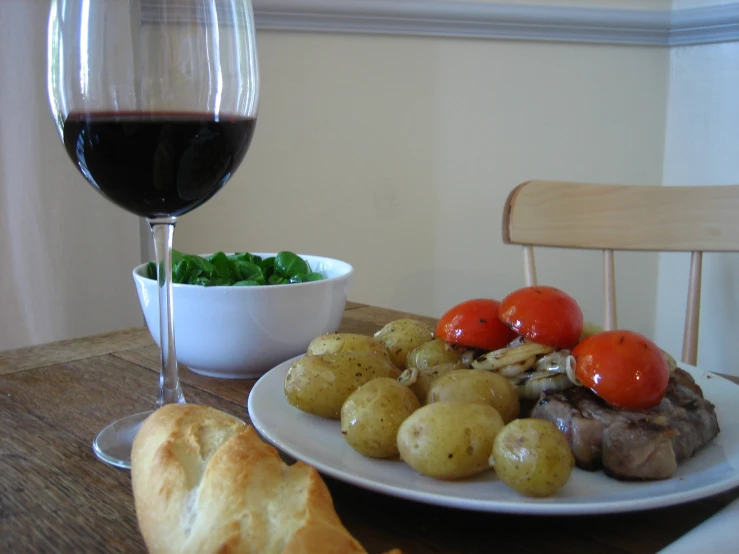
[{"xmin": 247, "ymin": 358, "xmax": 739, "ymax": 515}]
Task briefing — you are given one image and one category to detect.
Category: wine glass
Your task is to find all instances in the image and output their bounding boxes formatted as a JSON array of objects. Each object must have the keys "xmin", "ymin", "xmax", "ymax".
[{"xmin": 47, "ymin": 0, "xmax": 259, "ymax": 469}]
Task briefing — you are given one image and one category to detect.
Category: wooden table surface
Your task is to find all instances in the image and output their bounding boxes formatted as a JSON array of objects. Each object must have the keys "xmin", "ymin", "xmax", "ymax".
[{"xmin": 1, "ymin": 301, "xmax": 738, "ymax": 554}]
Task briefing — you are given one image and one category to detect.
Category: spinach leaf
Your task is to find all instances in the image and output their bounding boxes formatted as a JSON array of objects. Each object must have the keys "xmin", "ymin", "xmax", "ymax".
[
  {"xmin": 259, "ymin": 257, "xmax": 275, "ymax": 281},
  {"xmin": 190, "ymin": 276, "xmax": 212, "ymax": 286},
  {"xmin": 183, "ymin": 253, "xmax": 214, "ymax": 273},
  {"xmin": 155, "ymin": 250, "xmax": 324, "ymax": 287},
  {"xmin": 269, "ymin": 274, "xmax": 288, "ymax": 285},
  {"xmin": 207, "ymin": 252, "xmax": 232, "ymax": 280},
  {"xmin": 230, "ymin": 252, "xmax": 262, "ymax": 265},
  {"xmin": 232, "ymin": 260, "xmax": 264, "ymax": 284},
  {"xmin": 274, "ymin": 251, "xmax": 309, "ymax": 279},
  {"xmin": 146, "ymin": 261, "xmax": 157, "ymax": 279},
  {"xmin": 174, "ymin": 259, "xmax": 196, "ymax": 283}
]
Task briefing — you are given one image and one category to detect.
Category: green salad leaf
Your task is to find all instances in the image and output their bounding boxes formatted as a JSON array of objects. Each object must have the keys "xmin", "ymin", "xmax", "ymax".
[{"xmin": 145, "ymin": 250, "xmax": 325, "ymax": 287}]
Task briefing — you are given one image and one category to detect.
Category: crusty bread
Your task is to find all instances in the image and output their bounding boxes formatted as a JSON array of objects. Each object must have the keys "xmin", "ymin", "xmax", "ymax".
[{"xmin": 131, "ymin": 404, "xmax": 398, "ymax": 554}]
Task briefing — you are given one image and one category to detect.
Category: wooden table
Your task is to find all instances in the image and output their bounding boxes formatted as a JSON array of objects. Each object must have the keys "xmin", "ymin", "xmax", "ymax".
[{"xmin": 1, "ymin": 301, "xmax": 737, "ymax": 554}]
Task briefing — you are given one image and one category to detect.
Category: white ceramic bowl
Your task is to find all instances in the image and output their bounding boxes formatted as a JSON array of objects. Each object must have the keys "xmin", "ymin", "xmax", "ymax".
[{"xmin": 132, "ymin": 253, "xmax": 353, "ymax": 379}]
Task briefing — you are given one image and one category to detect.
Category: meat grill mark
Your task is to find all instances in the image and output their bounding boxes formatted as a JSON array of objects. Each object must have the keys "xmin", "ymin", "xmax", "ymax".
[{"xmin": 530, "ymin": 368, "xmax": 719, "ymax": 481}]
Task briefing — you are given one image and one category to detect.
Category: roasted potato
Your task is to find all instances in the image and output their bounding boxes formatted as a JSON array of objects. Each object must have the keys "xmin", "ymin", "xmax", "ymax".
[
  {"xmin": 396, "ymin": 401, "xmax": 504, "ymax": 480},
  {"xmin": 306, "ymin": 332, "xmax": 390, "ymax": 357},
  {"xmin": 374, "ymin": 319, "xmax": 434, "ymax": 369},
  {"xmin": 340, "ymin": 377, "xmax": 420, "ymax": 458},
  {"xmin": 407, "ymin": 338, "xmax": 466, "ymax": 370},
  {"xmin": 490, "ymin": 418, "xmax": 574, "ymax": 497},
  {"xmin": 284, "ymin": 351, "xmax": 400, "ymax": 419},
  {"xmin": 426, "ymin": 370, "xmax": 520, "ymax": 423}
]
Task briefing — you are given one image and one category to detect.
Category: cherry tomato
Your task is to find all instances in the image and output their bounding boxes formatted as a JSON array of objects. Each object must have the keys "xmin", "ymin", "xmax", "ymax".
[
  {"xmin": 573, "ymin": 330, "xmax": 669, "ymax": 410},
  {"xmin": 498, "ymin": 286, "xmax": 583, "ymax": 349},
  {"xmin": 436, "ymin": 299, "xmax": 518, "ymax": 351}
]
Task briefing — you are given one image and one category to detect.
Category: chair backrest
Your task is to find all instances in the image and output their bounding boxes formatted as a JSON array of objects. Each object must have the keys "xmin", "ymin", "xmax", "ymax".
[{"xmin": 502, "ymin": 179, "xmax": 739, "ymax": 365}]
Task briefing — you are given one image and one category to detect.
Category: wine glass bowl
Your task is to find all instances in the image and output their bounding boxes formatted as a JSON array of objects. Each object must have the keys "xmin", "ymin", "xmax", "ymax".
[
  {"xmin": 47, "ymin": 0, "xmax": 259, "ymax": 469},
  {"xmin": 60, "ymin": 115, "xmax": 257, "ymax": 218}
]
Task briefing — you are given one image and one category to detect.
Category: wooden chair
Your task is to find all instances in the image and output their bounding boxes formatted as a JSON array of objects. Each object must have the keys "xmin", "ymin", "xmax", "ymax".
[{"xmin": 502, "ymin": 180, "xmax": 739, "ymax": 365}]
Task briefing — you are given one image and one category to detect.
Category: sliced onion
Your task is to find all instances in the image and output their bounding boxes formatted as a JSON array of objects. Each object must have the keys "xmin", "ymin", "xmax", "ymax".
[
  {"xmin": 398, "ymin": 367, "xmax": 419, "ymax": 386},
  {"xmin": 514, "ymin": 371, "xmax": 573, "ymax": 400},
  {"xmin": 461, "ymin": 349, "xmax": 477, "ymax": 367},
  {"xmin": 564, "ymin": 354, "xmax": 582, "ymax": 386},
  {"xmin": 533, "ymin": 350, "xmax": 571, "ymax": 373}
]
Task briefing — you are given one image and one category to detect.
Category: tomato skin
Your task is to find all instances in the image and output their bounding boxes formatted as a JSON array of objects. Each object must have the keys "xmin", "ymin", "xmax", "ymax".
[
  {"xmin": 436, "ymin": 299, "xmax": 518, "ymax": 351},
  {"xmin": 498, "ymin": 286, "xmax": 583, "ymax": 349},
  {"xmin": 573, "ymin": 330, "xmax": 669, "ymax": 410}
]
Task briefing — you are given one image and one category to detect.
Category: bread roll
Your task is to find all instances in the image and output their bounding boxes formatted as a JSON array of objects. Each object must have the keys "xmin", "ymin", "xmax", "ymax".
[{"xmin": 131, "ymin": 404, "xmax": 398, "ymax": 554}]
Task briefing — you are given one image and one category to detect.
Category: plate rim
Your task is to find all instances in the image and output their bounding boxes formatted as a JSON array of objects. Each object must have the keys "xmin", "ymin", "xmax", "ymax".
[{"xmin": 247, "ymin": 356, "xmax": 739, "ymax": 515}]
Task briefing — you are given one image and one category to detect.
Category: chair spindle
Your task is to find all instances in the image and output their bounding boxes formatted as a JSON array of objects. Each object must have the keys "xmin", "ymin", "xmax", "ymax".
[
  {"xmin": 603, "ymin": 249, "xmax": 617, "ymax": 331},
  {"xmin": 523, "ymin": 245, "xmax": 537, "ymax": 286},
  {"xmin": 682, "ymin": 251, "xmax": 702, "ymax": 365}
]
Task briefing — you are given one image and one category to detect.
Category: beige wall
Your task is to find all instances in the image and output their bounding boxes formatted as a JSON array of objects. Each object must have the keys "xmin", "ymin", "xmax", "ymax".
[
  {"xmin": 176, "ymin": 30, "xmax": 668, "ymax": 337},
  {"xmin": 656, "ymin": 41, "xmax": 739, "ymax": 374}
]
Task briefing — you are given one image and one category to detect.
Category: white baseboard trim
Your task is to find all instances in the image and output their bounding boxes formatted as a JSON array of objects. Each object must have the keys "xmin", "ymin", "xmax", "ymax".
[{"xmin": 250, "ymin": 0, "xmax": 739, "ymax": 46}]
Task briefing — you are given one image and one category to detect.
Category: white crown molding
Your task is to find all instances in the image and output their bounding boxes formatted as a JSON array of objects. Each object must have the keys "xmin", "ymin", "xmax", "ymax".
[
  {"xmin": 670, "ymin": 4, "xmax": 739, "ymax": 46},
  {"xmin": 139, "ymin": 1, "xmax": 739, "ymax": 46},
  {"xmin": 249, "ymin": 0, "xmax": 739, "ymax": 46}
]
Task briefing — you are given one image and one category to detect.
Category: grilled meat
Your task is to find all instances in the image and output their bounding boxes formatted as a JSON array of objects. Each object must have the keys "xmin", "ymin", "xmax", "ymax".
[{"xmin": 530, "ymin": 368, "xmax": 719, "ymax": 480}]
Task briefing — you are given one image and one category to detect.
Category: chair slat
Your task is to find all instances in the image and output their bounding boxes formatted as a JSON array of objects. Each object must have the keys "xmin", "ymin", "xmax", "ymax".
[{"xmin": 504, "ymin": 180, "xmax": 739, "ymax": 252}]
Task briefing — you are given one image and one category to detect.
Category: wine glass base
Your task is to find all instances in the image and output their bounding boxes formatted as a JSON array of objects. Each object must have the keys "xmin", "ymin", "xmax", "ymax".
[{"xmin": 92, "ymin": 410, "xmax": 153, "ymax": 470}]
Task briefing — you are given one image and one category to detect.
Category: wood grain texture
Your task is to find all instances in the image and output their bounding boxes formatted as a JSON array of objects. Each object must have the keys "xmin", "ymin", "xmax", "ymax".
[
  {"xmin": 0, "ymin": 327, "xmax": 153, "ymax": 376},
  {"xmin": 0, "ymin": 355, "xmax": 243, "ymax": 554},
  {"xmin": 336, "ymin": 304, "xmax": 437, "ymax": 335},
  {"xmin": 504, "ymin": 180, "xmax": 739, "ymax": 252},
  {"xmin": 114, "ymin": 345, "xmax": 254, "ymax": 406},
  {"xmin": 1, "ymin": 303, "xmax": 738, "ymax": 554}
]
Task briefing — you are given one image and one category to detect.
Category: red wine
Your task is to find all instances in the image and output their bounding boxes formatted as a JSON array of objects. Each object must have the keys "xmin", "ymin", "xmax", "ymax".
[{"xmin": 63, "ymin": 112, "xmax": 256, "ymax": 218}]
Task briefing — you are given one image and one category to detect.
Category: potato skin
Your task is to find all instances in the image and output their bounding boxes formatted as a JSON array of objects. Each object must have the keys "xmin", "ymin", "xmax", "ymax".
[
  {"xmin": 396, "ymin": 401, "xmax": 504, "ymax": 480},
  {"xmin": 491, "ymin": 419, "xmax": 574, "ymax": 497},
  {"xmin": 284, "ymin": 351, "xmax": 400, "ymax": 419},
  {"xmin": 407, "ymin": 338, "xmax": 466, "ymax": 370},
  {"xmin": 374, "ymin": 319, "xmax": 434, "ymax": 369},
  {"xmin": 306, "ymin": 333, "xmax": 390, "ymax": 357},
  {"xmin": 426, "ymin": 370, "xmax": 520, "ymax": 423},
  {"xmin": 340, "ymin": 378, "xmax": 420, "ymax": 458}
]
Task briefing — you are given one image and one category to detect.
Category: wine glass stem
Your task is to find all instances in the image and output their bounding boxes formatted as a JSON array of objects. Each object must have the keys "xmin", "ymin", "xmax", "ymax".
[{"xmin": 149, "ymin": 217, "xmax": 185, "ymax": 408}]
